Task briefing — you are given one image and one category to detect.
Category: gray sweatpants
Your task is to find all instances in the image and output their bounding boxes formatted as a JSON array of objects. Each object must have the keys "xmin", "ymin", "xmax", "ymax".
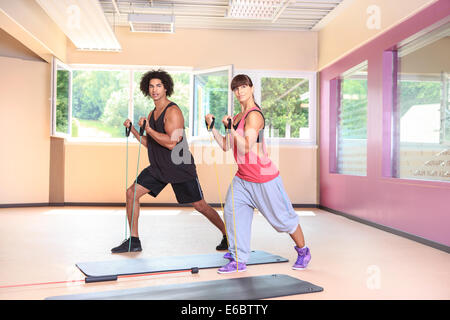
[{"xmin": 223, "ymin": 175, "xmax": 299, "ymax": 263}]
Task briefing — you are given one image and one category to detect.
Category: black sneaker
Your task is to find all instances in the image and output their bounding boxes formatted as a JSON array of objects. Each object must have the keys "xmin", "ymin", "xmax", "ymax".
[
  {"xmin": 216, "ymin": 235, "xmax": 228, "ymax": 251},
  {"xmin": 111, "ymin": 237, "xmax": 142, "ymax": 253}
]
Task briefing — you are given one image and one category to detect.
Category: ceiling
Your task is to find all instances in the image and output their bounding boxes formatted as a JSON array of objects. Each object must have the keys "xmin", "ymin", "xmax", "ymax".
[
  {"xmin": 33, "ymin": 0, "xmax": 346, "ymax": 51},
  {"xmin": 98, "ymin": 0, "xmax": 344, "ymax": 32}
]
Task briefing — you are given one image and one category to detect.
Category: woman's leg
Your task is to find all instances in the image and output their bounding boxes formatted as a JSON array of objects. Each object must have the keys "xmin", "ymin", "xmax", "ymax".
[
  {"xmin": 222, "ymin": 177, "xmax": 254, "ymax": 264},
  {"xmin": 289, "ymin": 225, "xmax": 305, "ymax": 248},
  {"xmin": 251, "ymin": 176, "xmax": 311, "ymax": 269},
  {"xmin": 251, "ymin": 176, "xmax": 300, "ymax": 237}
]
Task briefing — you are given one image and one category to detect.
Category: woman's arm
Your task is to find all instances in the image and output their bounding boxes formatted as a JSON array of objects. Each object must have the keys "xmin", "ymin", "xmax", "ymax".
[
  {"xmin": 205, "ymin": 114, "xmax": 228, "ymax": 151},
  {"xmin": 212, "ymin": 127, "xmax": 228, "ymax": 151},
  {"xmin": 229, "ymin": 112, "xmax": 263, "ymax": 155}
]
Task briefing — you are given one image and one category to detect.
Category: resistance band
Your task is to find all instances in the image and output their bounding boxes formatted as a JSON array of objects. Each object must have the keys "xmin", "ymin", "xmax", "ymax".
[
  {"xmin": 0, "ymin": 267, "xmax": 199, "ymax": 289},
  {"xmin": 205, "ymin": 118, "xmax": 228, "ymax": 249},
  {"xmin": 125, "ymin": 122, "xmax": 132, "ymax": 240},
  {"xmin": 206, "ymin": 117, "xmax": 239, "ymax": 270},
  {"xmin": 225, "ymin": 118, "xmax": 239, "ymax": 271},
  {"xmin": 128, "ymin": 120, "xmax": 146, "ymax": 252}
]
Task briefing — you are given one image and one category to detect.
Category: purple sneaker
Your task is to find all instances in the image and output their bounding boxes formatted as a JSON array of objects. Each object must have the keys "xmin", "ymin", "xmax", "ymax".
[
  {"xmin": 292, "ymin": 246, "xmax": 311, "ymax": 270},
  {"xmin": 217, "ymin": 260, "xmax": 247, "ymax": 274},
  {"xmin": 223, "ymin": 252, "xmax": 233, "ymax": 260}
]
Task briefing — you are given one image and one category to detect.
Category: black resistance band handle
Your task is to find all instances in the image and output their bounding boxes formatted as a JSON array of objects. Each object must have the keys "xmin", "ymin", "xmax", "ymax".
[
  {"xmin": 139, "ymin": 120, "xmax": 146, "ymax": 136},
  {"xmin": 205, "ymin": 117, "xmax": 215, "ymax": 131},
  {"xmin": 191, "ymin": 267, "xmax": 199, "ymax": 274},
  {"xmin": 224, "ymin": 118, "xmax": 232, "ymax": 132},
  {"xmin": 125, "ymin": 122, "xmax": 132, "ymax": 137},
  {"xmin": 85, "ymin": 275, "xmax": 118, "ymax": 283}
]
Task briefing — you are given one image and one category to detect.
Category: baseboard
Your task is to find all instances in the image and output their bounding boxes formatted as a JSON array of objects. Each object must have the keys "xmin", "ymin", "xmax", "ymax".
[
  {"xmin": 1, "ymin": 202, "xmax": 320, "ymax": 208},
  {"xmin": 293, "ymin": 204, "xmax": 319, "ymax": 208},
  {"xmin": 0, "ymin": 203, "xmax": 49, "ymax": 208},
  {"xmin": 319, "ymin": 205, "xmax": 450, "ymax": 254},
  {"xmin": 64, "ymin": 202, "xmax": 196, "ymax": 207}
]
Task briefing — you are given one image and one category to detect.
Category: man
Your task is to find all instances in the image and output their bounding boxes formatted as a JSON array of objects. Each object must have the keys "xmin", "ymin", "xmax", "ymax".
[{"xmin": 111, "ymin": 69, "xmax": 227, "ymax": 253}]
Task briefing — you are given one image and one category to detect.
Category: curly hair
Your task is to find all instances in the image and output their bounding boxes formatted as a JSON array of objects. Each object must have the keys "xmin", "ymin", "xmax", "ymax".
[{"xmin": 140, "ymin": 69, "xmax": 174, "ymax": 97}]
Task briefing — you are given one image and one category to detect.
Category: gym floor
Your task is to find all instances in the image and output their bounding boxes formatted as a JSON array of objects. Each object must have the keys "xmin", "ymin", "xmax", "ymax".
[{"xmin": 0, "ymin": 206, "xmax": 448, "ymax": 300}]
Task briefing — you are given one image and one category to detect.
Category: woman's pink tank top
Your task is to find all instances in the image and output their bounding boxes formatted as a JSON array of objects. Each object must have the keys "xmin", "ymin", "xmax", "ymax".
[{"xmin": 232, "ymin": 106, "xmax": 279, "ymax": 183}]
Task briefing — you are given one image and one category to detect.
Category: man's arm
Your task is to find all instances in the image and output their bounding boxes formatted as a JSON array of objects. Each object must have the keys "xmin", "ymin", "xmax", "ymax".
[
  {"xmin": 130, "ymin": 126, "xmax": 147, "ymax": 147},
  {"xmin": 125, "ymin": 118, "xmax": 147, "ymax": 147},
  {"xmin": 145, "ymin": 107, "xmax": 184, "ymax": 150}
]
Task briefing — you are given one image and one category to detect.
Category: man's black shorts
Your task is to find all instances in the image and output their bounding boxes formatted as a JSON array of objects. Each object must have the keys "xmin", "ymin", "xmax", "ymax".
[{"xmin": 136, "ymin": 169, "xmax": 204, "ymax": 204}]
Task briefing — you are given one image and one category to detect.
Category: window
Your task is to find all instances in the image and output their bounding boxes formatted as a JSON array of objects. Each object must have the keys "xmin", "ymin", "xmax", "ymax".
[
  {"xmin": 51, "ymin": 65, "xmax": 317, "ymax": 144},
  {"xmin": 390, "ymin": 21, "xmax": 449, "ymax": 182},
  {"xmin": 51, "ymin": 65, "xmax": 191, "ymax": 139},
  {"xmin": 72, "ymin": 70, "xmax": 129, "ymax": 138},
  {"xmin": 52, "ymin": 60, "xmax": 71, "ymax": 135},
  {"xmin": 193, "ymin": 66, "xmax": 233, "ymax": 137},
  {"xmin": 133, "ymin": 70, "xmax": 153, "ymax": 130},
  {"xmin": 332, "ymin": 62, "xmax": 368, "ymax": 176},
  {"xmin": 261, "ymin": 77, "xmax": 310, "ymax": 139},
  {"xmin": 235, "ymin": 70, "xmax": 317, "ymax": 144}
]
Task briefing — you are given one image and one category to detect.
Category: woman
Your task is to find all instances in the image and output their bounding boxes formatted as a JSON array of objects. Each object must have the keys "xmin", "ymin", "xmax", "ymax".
[{"xmin": 205, "ymin": 74, "xmax": 311, "ymax": 273}]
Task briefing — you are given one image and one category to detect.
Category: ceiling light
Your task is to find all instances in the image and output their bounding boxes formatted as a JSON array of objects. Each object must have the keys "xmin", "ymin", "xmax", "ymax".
[
  {"xmin": 128, "ymin": 14, "xmax": 175, "ymax": 33},
  {"xmin": 226, "ymin": 0, "xmax": 288, "ymax": 20},
  {"xmin": 35, "ymin": 0, "xmax": 121, "ymax": 51}
]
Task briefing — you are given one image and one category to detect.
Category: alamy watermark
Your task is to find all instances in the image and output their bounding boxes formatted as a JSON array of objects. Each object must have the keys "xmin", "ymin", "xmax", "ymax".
[
  {"xmin": 366, "ymin": 265, "xmax": 381, "ymax": 290},
  {"xmin": 66, "ymin": 4, "xmax": 81, "ymax": 30},
  {"xmin": 366, "ymin": 5, "xmax": 381, "ymax": 30},
  {"xmin": 170, "ymin": 128, "xmax": 281, "ymax": 176}
]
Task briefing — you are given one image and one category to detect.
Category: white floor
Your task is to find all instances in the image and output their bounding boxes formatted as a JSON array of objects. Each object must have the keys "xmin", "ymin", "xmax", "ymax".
[{"xmin": 0, "ymin": 206, "xmax": 449, "ymax": 300}]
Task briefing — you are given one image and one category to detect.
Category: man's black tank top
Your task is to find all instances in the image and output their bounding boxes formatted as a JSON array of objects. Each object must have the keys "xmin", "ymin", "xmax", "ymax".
[{"xmin": 146, "ymin": 102, "xmax": 197, "ymax": 183}]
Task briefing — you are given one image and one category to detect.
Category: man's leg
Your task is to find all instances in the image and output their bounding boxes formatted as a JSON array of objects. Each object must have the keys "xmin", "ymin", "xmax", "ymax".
[
  {"xmin": 171, "ymin": 178, "xmax": 227, "ymax": 249},
  {"xmin": 192, "ymin": 199, "xmax": 226, "ymax": 235},
  {"xmin": 126, "ymin": 182, "xmax": 150, "ymax": 237},
  {"xmin": 111, "ymin": 182, "xmax": 150, "ymax": 253}
]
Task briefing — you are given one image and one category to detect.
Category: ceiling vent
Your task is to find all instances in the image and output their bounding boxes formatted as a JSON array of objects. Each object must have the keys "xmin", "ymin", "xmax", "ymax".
[
  {"xmin": 226, "ymin": 0, "xmax": 290, "ymax": 21},
  {"xmin": 128, "ymin": 14, "xmax": 175, "ymax": 33}
]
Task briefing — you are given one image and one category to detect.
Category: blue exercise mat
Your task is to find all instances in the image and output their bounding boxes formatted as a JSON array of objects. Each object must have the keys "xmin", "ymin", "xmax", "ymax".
[{"xmin": 76, "ymin": 250, "xmax": 288, "ymax": 277}]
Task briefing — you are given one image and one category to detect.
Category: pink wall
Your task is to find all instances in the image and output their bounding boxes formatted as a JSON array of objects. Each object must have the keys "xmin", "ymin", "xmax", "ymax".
[{"xmin": 319, "ymin": 0, "xmax": 450, "ymax": 246}]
